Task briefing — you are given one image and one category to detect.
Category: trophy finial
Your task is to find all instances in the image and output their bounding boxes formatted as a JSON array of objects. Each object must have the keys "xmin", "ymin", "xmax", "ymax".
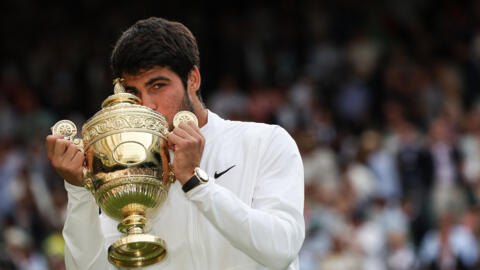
[
  {"xmin": 101, "ymin": 78, "xmax": 140, "ymax": 108},
  {"xmin": 113, "ymin": 78, "xmax": 126, "ymax": 94}
]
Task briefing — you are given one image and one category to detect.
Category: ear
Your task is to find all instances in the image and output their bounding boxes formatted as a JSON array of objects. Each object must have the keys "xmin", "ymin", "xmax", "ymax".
[{"xmin": 187, "ymin": 66, "xmax": 201, "ymax": 96}]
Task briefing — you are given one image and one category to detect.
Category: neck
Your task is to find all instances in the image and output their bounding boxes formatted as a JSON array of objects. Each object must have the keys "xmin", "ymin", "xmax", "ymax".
[{"xmin": 193, "ymin": 102, "xmax": 208, "ymax": 128}]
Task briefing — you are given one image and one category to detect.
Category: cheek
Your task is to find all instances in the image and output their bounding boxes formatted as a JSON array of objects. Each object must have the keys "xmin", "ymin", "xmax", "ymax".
[
  {"xmin": 156, "ymin": 101, "xmax": 176, "ymax": 123},
  {"xmin": 154, "ymin": 91, "xmax": 185, "ymax": 126}
]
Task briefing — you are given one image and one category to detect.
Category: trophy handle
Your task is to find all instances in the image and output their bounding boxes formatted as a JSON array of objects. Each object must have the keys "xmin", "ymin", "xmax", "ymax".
[
  {"xmin": 83, "ymin": 168, "xmax": 95, "ymax": 194},
  {"xmin": 168, "ymin": 166, "xmax": 176, "ymax": 184},
  {"xmin": 51, "ymin": 120, "xmax": 84, "ymax": 150},
  {"xmin": 51, "ymin": 120, "xmax": 91, "ymax": 192}
]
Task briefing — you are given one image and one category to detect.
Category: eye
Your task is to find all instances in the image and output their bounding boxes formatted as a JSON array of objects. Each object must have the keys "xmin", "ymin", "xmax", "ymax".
[{"xmin": 153, "ymin": 83, "xmax": 166, "ymax": 89}]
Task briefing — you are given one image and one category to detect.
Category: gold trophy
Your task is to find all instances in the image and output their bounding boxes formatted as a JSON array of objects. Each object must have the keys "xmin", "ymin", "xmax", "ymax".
[{"xmin": 51, "ymin": 79, "xmax": 197, "ymax": 268}]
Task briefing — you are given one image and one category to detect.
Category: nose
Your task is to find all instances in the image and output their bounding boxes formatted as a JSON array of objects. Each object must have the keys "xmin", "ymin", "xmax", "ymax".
[{"xmin": 140, "ymin": 94, "xmax": 157, "ymax": 111}]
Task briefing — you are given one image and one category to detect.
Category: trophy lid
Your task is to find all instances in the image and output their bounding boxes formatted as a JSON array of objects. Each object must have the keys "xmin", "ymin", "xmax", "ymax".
[
  {"xmin": 101, "ymin": 78, "xmax": 141, "ymax": 108},
  {"xmin": 81, "ymin": 78, "xmax": 169, "ymax": 148}
]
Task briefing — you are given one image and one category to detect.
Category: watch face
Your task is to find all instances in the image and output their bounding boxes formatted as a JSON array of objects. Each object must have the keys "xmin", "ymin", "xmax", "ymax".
[{"xmin": 195, "ymin": 168, "xmax": 209, "ymax": 181}]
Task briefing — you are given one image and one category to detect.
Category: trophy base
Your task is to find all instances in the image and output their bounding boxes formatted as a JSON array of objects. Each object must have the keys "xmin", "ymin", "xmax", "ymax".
[{"xmin": 108, "ymin": 234, "xmax": 166, "ymax": 268}]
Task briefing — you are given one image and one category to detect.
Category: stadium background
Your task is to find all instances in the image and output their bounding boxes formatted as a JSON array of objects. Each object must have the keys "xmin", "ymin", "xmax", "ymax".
[{"xmin": 2, "ymin": 0, "xmax": 480, "ymax": 269}]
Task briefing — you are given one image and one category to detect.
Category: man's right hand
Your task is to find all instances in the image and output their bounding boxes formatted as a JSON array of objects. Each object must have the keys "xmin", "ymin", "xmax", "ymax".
[{"xmin": 46, "ymin": 135, "xmax": 85, "ymax": 187}]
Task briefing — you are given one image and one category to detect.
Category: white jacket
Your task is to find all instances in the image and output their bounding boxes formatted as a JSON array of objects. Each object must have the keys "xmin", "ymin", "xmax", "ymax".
[{"xmin": 63, "ymin": 111, "xmax": 305, "ymax": 269}]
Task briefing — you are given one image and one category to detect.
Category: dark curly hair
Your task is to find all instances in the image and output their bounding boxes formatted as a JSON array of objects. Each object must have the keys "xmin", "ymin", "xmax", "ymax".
[{"xmin": 111, "ymin": 17, "xmax": 200, "ymax": 93}]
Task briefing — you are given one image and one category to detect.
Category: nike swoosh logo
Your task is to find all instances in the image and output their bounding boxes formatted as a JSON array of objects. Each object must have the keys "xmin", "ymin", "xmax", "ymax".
[{"xmin": 214, "ymin": 165, "xmax": 236, "ymax": 179}]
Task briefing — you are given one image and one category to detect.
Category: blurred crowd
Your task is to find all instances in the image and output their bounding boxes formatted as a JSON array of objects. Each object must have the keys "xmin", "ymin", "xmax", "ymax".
[{"xmin": 3, "ymin": 0, "xmax": 480, "ymax": 269}]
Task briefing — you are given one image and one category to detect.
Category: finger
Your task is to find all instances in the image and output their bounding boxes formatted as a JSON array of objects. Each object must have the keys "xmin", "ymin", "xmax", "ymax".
[
  {"xmin": 71, "ymin": 150, "xmax": 86, "ymax": 168},
  {"xmin": 177, "ymin": 122, "xmax": 202, "ymax": 141},
  {"xmin": 181, "ymin": 121, "xmax": 202, "ymax": 138},
  {"xmin": 186, "ymin": 120, "xmax": 201, "ymax": 131},
  {"xmin": 167, "ymin": 132, "xmax": 187, "ymax": 146},
  {"xmin": 64, "ymin": 151, "xmax": 85, "ymax": 183},
  {"xmin": 182, "ymin": 121, "xmax": 205, "ymax": 148},
  {"xmin": 172, "ymin": 125, "xmax": 195, "ymax": 140},
  {"xmin": 49, "ymin": 134, "xmax": 66, "ymax": 141},
  {"xmin": 179, "ymin": 125, "xmax": 204, "ymax": 150},
  {"xmin": 53, "ymin": 139, "xmax": 69, "ymax": 160},
  {"xmin": 46, "ymin": 136, "xmax": 55, "ymax": 159},
  {"xmin": 62, "ymin": 143, "xmax": 82, "ymax": 163},
  {"xmin": 46, "ymin": 135, "xmax": 64, "ymax": 159}
]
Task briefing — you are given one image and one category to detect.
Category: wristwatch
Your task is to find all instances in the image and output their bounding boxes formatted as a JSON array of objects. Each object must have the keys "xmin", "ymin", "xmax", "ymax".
[{"xmin": 182, "ymin": 167, "xmax": 209, "ymax": 193}]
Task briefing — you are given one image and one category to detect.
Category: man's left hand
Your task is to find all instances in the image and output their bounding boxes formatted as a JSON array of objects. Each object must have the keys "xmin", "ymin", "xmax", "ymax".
[{"xmin": 167, "ymin": 121, "xmax": 205, "ymax": 184}]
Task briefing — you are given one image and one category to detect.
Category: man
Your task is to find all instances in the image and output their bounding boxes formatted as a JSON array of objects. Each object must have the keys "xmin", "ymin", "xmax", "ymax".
[{"xmin": 45, "ymin": 17, "xmax": 305, "ymax": 269}]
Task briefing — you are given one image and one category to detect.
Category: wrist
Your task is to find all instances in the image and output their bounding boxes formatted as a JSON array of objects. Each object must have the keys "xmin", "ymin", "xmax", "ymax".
[
  {"xmin": 182, "ymin": 167, "xmax": 209, "ymax": 193},
  {"xmin": 178, "ymin": 173, "xmax": 195, "ymax": 185}
]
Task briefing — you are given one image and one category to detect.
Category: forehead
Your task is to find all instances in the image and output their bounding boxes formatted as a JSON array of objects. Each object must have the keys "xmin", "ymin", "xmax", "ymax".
[{"xmin": 122, "ymin": 66, "xmax": 179, "ymax": 85}]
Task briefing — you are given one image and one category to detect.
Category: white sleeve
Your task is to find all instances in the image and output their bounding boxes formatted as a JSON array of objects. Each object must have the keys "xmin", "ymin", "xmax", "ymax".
[
  {"xmin": 186, "ymin": 127, "xmax": 305, "ymax": 270},
  {"xmin": 63, "ymin": 182, "xmax": 114, "ymax": 270}
]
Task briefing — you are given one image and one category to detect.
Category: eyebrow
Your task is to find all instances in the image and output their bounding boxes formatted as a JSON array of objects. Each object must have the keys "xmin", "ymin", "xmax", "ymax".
[{"xmin": 145, "ymin": 76, "xmax": 171, "ymax": 87}]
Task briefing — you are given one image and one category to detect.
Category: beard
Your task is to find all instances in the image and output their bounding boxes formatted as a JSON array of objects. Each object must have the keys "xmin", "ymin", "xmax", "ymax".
[
  {"xmin": 178, "ymin": 90, "xmax": 194, "ymax": 112},
  {"xmin": 169, "ymin": 90, "xmax": 194, "ymax": 131}
]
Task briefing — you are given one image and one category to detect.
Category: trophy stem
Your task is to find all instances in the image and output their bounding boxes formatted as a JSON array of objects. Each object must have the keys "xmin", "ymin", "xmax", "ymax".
[
  {"xmin": 118, "ymin": 214, "xmax": 147, "ymax": 234},
  {"xmin": 128, "ymin": 226, "xmax": 144, "ymax": 234},
  {"xmin": 108, "ymin": 214, "xmax": 167, "ymax": 268}
]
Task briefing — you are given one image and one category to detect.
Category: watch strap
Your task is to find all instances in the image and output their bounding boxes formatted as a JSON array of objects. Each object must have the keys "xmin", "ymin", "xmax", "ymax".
[{"xmin": 182, "ymin": 174, "xmax": 200, "ymax": 193}]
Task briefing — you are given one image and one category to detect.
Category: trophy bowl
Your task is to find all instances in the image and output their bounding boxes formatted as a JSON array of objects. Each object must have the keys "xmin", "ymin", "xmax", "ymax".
[{"xmin": 51, "ymin": 80, "xmax": 195, "ymax": 268}]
